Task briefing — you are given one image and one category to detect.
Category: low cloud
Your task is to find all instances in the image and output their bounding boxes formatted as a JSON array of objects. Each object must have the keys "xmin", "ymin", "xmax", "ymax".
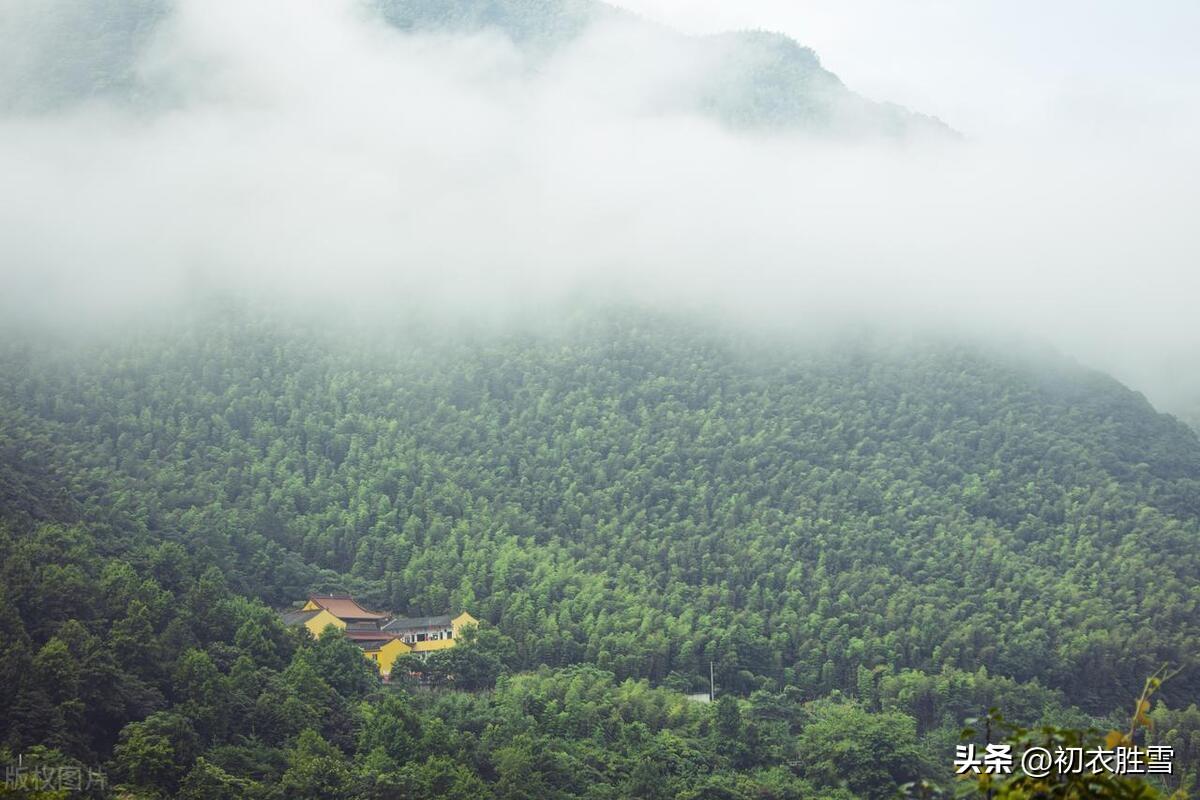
[{"xmin": 1, "ymin": 0, "xmax": 1197, "ymax": 416}]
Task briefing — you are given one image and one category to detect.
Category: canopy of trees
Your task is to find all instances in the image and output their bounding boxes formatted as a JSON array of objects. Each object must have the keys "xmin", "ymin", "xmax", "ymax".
[{"xmin": 1, "ymin": 306, "xmax": 1196, "ymax": 797}]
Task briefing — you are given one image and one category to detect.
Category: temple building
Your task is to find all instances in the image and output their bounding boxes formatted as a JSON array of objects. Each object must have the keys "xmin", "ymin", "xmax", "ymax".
[{"xmin": 281, "ymin": 593, "xmax": 478, "ymax": 679}]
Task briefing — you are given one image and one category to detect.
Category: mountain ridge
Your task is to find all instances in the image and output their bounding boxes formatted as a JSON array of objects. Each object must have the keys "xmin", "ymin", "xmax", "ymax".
[{"xmin": 1, "ymin": 0, "xmax": 957, "ymax": 138}]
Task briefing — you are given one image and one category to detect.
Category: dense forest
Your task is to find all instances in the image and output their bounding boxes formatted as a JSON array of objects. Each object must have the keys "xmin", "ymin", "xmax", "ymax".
[{"xmin": 1, "ymin": 305, "xmax": 1198, "ymax": 798}]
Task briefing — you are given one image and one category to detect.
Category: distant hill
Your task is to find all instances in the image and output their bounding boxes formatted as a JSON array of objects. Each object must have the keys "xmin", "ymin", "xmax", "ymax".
[
  {"xmin": 376, "ymin": 0, "xmax": 954, "ymax": 136},
  {"xmin": 1, "ymin": 0, "xmax": 956, "ymax": 138}
]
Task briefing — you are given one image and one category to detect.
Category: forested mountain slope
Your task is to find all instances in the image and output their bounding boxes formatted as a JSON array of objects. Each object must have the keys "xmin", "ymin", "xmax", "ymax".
[
  {"xmin": 3, "ymin": 307, "xmax": 1199, "ymax": 797},
  {"xmin": 2, "ymin": 309, "xmax": 1197, "ymax": 717}
]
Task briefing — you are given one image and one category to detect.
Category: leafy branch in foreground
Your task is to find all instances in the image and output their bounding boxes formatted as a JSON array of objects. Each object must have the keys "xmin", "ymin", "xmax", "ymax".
[{"xmin": 907, "ymin": 666, "xmax": 1187, "ymax": 800}]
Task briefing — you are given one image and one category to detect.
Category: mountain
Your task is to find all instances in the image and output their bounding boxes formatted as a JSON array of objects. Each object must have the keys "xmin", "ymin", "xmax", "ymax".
[
  {"xmin": 375, "ymin": 0, "xmax": 954, "ymax": 135},
  {"xmin": 1, "ymin": 0, "xmax": 955, "ymax": 139},
  {"xmin": 3, "ymin": 307, "xmax": 1197, "ymax": 796}
]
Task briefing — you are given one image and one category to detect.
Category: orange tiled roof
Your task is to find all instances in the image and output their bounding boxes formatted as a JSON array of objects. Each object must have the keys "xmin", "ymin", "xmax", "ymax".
[{"xmin": 307, "ymin": 594, "xmax": 388, "ymax": 621}]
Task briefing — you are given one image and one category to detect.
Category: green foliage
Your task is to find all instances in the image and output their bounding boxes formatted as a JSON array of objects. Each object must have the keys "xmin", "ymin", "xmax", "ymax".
[
  {"xmin": 301, "ymin": 628, "xmax": 381, "ymax": 700},
  {"xmin": 909, "ymin": 671, "xmax": 1188, "ymax": 800},
  {"xmin": 111, "ymin": 712, "xmax": 199, "ymax": 793},
  {"xmin": 417, "ymin": 624, "xmax": 510, "ymax": 689},
  {"xmin": 6, "ymin": 311, "xmax": 1195, "ymax": 710},
  {"xmin": 177, "ymin": 757, "xmax": 254, "ymax": 800},
  {"xmin": 797, "ymin": 698, "xmax": 932, "ymax": 800},
  {"xmin": 278, "ymin": 729, "xmax": 354, "ymax": 800},
  {"xmin": 0, "ymin": 307, "xmax": 1197, "ymax": 798}
]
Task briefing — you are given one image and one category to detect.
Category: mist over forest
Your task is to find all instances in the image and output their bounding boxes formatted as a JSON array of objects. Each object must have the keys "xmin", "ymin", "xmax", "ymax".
[
  {"xmin": 1, "ymin": 2, "xmax": 1199, "ymax": 799},
  {"xmin": 2, "ymin": 0, "xmax": 1199, "ymax": 420}
]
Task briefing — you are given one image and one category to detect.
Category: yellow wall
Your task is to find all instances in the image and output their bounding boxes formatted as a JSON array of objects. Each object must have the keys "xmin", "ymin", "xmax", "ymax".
[
  {"xmin": 304, "ymin": 609, "xmax": 345, "ymax": 638},
  {"xmin": 388, "ymin": 611, "xmax": 475, "ymax": 664},
  {"xmin": 451, "ymin": 611, "xmax": 478, "ymax": 639},
  {"xmin": 295, "ymin": 604, "xmax": 479, "ymax": 677},
  {"xmin": 373, "ymin": 638, "xmax": 412, "ymax": 677}
]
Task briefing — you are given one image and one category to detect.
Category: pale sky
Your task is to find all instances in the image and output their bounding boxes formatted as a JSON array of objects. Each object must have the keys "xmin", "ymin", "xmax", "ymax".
[{"xmin": 608, "ymin": 0, "xmax": 1200, "ymax": 140}]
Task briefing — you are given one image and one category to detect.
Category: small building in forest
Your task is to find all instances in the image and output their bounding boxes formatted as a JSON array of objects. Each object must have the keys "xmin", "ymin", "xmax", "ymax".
[
  {"xmin": 280, "ymin": 593, "xmax": 477, "ymax": 679},
  {"xmin": 363, "ymin": 637, "xmax": 415, "ymax": 677},
  {"xmin": 383, "ymin": 613, "xmax": 478, "ymax": 652}
]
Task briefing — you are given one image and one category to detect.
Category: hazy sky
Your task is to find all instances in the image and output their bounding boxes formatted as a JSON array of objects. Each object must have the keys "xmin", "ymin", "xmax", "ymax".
[
  {"xmin": 1, "ymin": 0, "xmax": 1198, "ymax": 417},
  {"xmin": 610, "ymin": 0, "xmax": 1200, "ymax": 138}
]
